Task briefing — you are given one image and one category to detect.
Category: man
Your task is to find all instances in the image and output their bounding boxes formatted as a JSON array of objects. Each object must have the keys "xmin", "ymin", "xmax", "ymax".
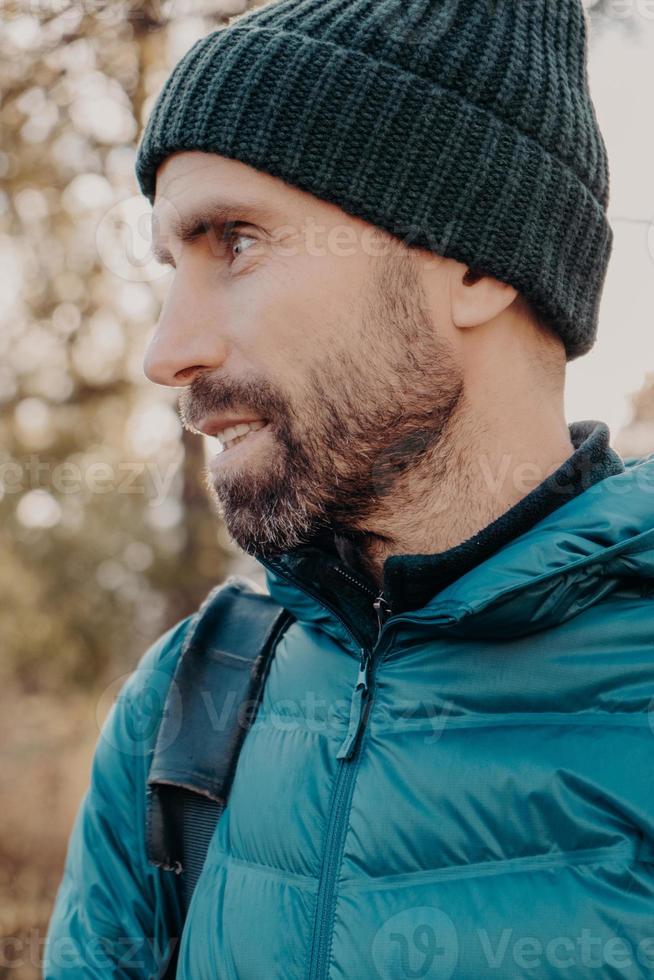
[{"xmin": 46, "ymin": 0, "xmax": 654, "ymax": 977}]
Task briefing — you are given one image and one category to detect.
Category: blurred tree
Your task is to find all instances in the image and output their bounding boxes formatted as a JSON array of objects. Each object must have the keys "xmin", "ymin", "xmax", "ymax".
[{"xmin": 0, "ymin": 0, "xmax": 265, "ymax": 695}]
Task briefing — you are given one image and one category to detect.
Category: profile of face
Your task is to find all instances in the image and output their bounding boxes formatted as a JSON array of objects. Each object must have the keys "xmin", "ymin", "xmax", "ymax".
[{"xmin": 145, "ymin": 152, "xmax": 465, "ymax": 558}]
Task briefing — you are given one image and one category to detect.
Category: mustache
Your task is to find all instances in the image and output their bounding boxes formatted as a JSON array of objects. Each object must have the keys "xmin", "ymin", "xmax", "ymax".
[{"xmin": 177, "ymin": 373, "xmax": 287, "ymax": 431}]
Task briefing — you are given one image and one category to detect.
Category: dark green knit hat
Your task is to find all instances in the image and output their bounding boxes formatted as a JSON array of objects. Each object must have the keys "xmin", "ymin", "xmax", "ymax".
[{"xmin": 135, "ymin": 0, "xmax": 612, "ymax": 361}]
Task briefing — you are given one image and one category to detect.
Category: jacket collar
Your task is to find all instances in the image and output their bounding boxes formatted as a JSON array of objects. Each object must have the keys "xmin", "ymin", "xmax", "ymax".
[
  {"xmin": 404, "ymin": 456, "xmax": 654, "ymax": 639},
  {"xmin": 259, "ymin": 423, "xmax": 653, "ymax": 649},
  {"xmin": 379, "ymin": 420, "xmax": 624, "ymax": 611}
]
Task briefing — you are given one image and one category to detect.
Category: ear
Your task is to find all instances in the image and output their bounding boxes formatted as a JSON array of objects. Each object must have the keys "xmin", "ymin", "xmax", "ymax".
[{"xmin": 450, "ymin": 262, "xmax": 518, "ymax": 329}]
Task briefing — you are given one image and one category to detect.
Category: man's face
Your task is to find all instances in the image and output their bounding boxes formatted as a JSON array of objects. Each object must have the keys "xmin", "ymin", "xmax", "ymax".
[{"xmin": 147, "ymin": 152, "xmax": 464, "ymax": 558}]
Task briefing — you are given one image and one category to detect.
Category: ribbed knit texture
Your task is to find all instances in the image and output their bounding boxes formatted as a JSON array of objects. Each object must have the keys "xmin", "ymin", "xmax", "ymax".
[{"xmin": 135, "ymin": 0, "xmax": 613, "ymax": 361}]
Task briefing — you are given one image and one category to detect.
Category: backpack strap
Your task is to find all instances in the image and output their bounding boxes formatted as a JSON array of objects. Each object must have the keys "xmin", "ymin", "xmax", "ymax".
[{"xmin": 146, "ymin": 574, "xmax": 294, "ymax": 961}]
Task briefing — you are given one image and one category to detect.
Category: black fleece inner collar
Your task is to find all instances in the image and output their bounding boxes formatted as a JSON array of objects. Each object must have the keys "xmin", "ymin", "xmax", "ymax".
[{"xmin": 333, "ymin": 420, "xmax": 625, "ymax": 614}]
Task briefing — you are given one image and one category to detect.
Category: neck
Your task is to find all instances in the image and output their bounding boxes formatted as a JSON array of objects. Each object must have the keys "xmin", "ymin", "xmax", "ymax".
[{"xmin": 351, "ymin": 394, "xmax": 575, "ymax": 590}]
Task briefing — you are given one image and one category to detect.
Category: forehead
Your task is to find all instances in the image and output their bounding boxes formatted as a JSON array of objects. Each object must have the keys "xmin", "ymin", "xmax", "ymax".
[
  {"xmin": 152, "ymin": 152, "xmax": 283, "ymax": 222},
  {"xmin": 151, "ymin": 150, "xmax": 370, "ymax": 238},
  {"xmin": 157, "ymin": 149, "xmax": 274, "ymax": 194}
]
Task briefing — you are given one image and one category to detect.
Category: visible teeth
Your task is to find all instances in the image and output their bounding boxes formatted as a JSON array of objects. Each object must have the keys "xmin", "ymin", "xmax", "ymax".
[{"xmin": 215, "ymin": 419, "xmax": 266, "ymax": 450}]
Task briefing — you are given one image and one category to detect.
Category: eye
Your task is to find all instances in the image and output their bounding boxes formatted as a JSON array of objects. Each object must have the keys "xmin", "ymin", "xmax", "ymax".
[{"xmin": 224, "ymin": 225, "xmax": 258, "ymax": 261}]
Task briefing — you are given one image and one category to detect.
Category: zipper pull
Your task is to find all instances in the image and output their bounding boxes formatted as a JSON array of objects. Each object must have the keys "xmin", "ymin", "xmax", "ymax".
[
  {"xmin": 337, "ymin": 649, "xmax": 371, "ymax": 761},
  {"xmin": 373, "ymin": 592, "xmax": 392, "ymax": 639}
]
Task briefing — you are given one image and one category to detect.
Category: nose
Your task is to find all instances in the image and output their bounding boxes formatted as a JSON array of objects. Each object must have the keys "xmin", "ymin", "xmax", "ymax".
[{"xmin": 143, "ymin": 271, "xmax": 228, "ymax": 387}]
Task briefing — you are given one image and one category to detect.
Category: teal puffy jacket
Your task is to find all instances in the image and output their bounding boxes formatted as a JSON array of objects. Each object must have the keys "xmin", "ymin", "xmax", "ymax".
[{"xmin": 46, "ymin": 455, "xmax": 654, "ymax": 979}]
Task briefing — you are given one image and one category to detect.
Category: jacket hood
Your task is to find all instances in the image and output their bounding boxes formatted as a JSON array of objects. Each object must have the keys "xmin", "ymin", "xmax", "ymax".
[{"xmin": 261, "ymin": 452, "xmax": 654, "ymax": 647}]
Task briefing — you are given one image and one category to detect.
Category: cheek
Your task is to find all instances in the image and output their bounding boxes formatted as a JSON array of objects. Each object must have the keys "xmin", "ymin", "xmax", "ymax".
[{"xmin": 226, "ymin": 253, "xmax": 370, "ymax": 368}]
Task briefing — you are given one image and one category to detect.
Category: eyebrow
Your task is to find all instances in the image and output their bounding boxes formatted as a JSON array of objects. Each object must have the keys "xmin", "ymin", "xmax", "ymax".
[{"xmin": 151, "ymin": 199, "xmax": 283, "ymax": 266}]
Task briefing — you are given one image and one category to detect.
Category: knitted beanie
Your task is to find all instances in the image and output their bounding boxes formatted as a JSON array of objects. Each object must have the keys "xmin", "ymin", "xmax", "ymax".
[{"xmin": 135, "ymin": 0, "xmax": 612, "ymax": 361}]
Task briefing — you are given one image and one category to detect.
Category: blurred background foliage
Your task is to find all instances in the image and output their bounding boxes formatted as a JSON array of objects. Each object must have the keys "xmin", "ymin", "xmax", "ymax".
[
  {"xmin": 0, "ymin": 1, "xmax": 267, "ymax": 970},
  {"xmin": 0, "ymin": 0, "xmax": 653, "ymax": 975},
  {"xmin": 1, "ymin": 0, "xmax": 270, "ymax": 698}
]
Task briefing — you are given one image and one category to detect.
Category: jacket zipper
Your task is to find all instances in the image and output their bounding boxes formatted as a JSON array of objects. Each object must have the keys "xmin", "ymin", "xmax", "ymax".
[
  {"xmin": 308, "ymin": 589, "xmax": 393, "ymax": 980},
  {"xmin": 337, "ymin": 592, "xmax": 391, "ymax": 760},
  {"xmin": 258, "ymin": 555, "xmax": 442, "ymax": 980},
  {"xmin": 333, "ymin": 563, "xmax": 379, "ymax": 601}
]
